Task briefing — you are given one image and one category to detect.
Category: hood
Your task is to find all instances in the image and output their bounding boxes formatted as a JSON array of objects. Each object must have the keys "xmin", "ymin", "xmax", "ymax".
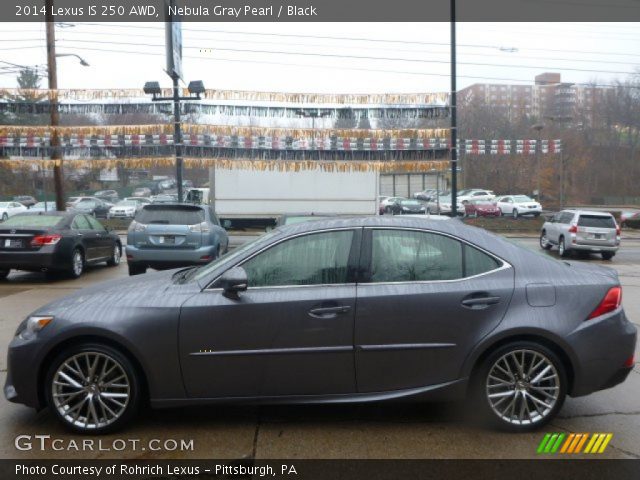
[{"xmin": 32, "ymin": 269, "xmax": 200, "ymax": 319}]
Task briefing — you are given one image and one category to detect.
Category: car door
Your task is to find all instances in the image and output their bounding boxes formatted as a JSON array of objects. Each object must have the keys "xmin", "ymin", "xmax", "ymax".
[
  {"xmin": 85, "ymin": 215, "xmax": 112, "ymax": 258},
  {"xmin": 547, "ymin": 212, "xmax": 563, "ymax": 244},
  {"xmin": 71, "ymin": 215, "xmax": 100, "ymax": 261},
  {"xmin": 498, "ymin": 196, "xmax": 512, "ymax": 214},
  {"xmin": 178, "ymin": 228, "xmax": 361, "ymax": 398},
  {"xmin": 354, "ymin": 228, "xmax": 514, "ymax": 392}
]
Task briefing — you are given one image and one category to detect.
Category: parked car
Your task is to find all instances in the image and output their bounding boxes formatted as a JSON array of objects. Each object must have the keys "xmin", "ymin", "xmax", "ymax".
[
  {"xmin": 464, "ymin": 199, "xmax": 501, "ymax": 218},
  {"xmin": 384, "ymin": 198, "xmax": 426, "ymax": 215},
  {"xmin": 185, "ymin": 188, "xmax": 210, "ymax": 205},
  {"xmin": 13, "ymin": 195, "xmax": 37, "ymax": 208},
  {"xmin": 151, "ymin": 193, "xmax": 179, "ymax": 204},
  {"xmin": 66, "ymin": 197, "xmax": 113, "ymax": 218},
  {"xmin": 378, "ymin": 196, "xmax": 389, "ymax": 214},
  {"xmin": 107, "ymin": 200, "xmax": 142, "ymax": 219},
  {"xmin": 620, "ymin": 210, "xmax": 640, "ymax": 228},
  {"xmin": 124, "ymin": 197, "xmax": 152, "ymax": 206},
  {"xmin": 540, "ymin": 210, "xmax": 620, "ymax": 260},
  {"xmin": 94, "ymin": 190, "xmax": 119, "ymax": 203},
  {"xmin": 0, "ymin": 211, "xmax": 121, "ymax": 279},
  {"xmin": 495, "ymin": 195, "xmax": 542, "ymax": 218},
  {"xmin": 132, "ymin": 187, "xmax": 152, "ymax": 198},
  {"xmin": 379, "ymin": 196, "xmax": 404, "ymax": 214},
  {"xmin": 457, "ymin": 189, "xmax": 495, "ymax": 204},
  {"xmin": 6, "ymin": 216, "xmax": 636, "ymax": 433},
  {"xmin": 29, "ymin": 201, "xmax": 59, "ymax": 213},
  {"xmin": 413, "ymin": 189, "xmax": 438, "ymax": 201},
  {"xmin": 126, "ymin": 203, "xmax": 229, "ymax": 275},
  {"xmin": 158, "ymin": 178, "xmax": 176, "ymax": 191},
  {"xmin": 0, "ymin": 201, "xmax": 28, "ymax": 221},
  {"xmin": 426, "ymin": 195, "xmax": 464, "ymax": 216}
]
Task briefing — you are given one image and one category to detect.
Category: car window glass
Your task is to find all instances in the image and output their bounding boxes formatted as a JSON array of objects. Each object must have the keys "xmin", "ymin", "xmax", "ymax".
[
  {"xmin": 561, "ymin": 213, "xmax": 574, "ymax": 224},
  {"xmin": 465, "ymin": 245, "xmax": 501, "ymax": 277},
  {"xmin": 578, "ymin": 215, "xmax": 616, "ymax": 228},
  {"xmin": 371, "ymin": 230, "xmax": 463, "ymax": 282},
  {"xmin": 86, "ymin": 215, "xmax": 106, "ymax": 231},
  {"xmin": 71, "ymin": 215, "xmax": 91, "ymax": 230},
  {"xmin": 242, "ymin": 230, "xmax": 354, "ymax": 287}
]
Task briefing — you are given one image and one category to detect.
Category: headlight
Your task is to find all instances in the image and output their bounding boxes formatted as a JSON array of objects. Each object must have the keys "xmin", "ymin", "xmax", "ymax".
[{"xmin": 18, "ymin": 316, "xmax": 53, "ymax": 340}]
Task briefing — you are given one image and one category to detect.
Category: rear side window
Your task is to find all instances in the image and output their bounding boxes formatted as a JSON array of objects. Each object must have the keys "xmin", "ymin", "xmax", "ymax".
[
  {"xmin": 578, "ymin": 215, "xmax": 616, "ymax": 228},
  {"xmin": 72, "ymin": 216, "xmax": 91, "ymax": 230},
  {"xmin": 465, "ymin": 246, "xmax": 501, "ymax": 277},
  {"xmin": 136, "ymin": 206, "xmax": 205, "ymax": 225}
]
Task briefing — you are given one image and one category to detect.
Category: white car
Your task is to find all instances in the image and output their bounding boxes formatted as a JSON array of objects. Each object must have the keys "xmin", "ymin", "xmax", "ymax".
[
  {"xmin": 457, "ymin": 189, "xmax": 495, "ymax": 204},
  {"xmin": 0, "ymin": 201, "xmax": 28, "ymax": 221},
  {"xmin": 107, "ymin": 200, "xmax": 141, "ymax": 219},
  {"xmin": 495, "ymin": 195, "xmax": 542, "ymax": 218}
]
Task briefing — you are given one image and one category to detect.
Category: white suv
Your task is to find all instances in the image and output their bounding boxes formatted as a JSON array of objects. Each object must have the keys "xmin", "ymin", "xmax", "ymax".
[{"xmin": 495, "ymin": 195, "xmax": 542, "ymax": 218}]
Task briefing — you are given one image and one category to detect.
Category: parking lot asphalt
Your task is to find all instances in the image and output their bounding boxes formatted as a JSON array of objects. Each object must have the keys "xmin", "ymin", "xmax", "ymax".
[{"xmin": 0, "ymin": 234, "xmax": 638, "ymax": 460}]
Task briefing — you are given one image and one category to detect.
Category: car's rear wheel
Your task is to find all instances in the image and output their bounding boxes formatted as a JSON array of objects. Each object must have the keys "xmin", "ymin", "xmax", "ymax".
[
  {"xmin": 539, "ymin": 231, "xmax": 552, "ymax": 250},
  {"xmin": 46, "ymin": 343, "xmax": 141, "ymax": 434},
  {"xmin": 0, "ymin": 269, "xmax": 9, "ymax": 280},
  {"xmin": 558, "ymin": 236, "xmax": 569, "ymax": 257},
  {"xmin": 128, "ymin": 263, "xmax": 147, "ymax": 276},
  {"xmin": 475, "ymin": 342, "xmax": 567, "ymax": 432},
  {"xmin": 601, "ymin": 252, "xmax": 615, "ymax": 260},
  {"xmin": 106, "ymin": 243, "xmax": 121, "ymax": 267},
  {"xmin": 68, "ymin": 248, "xmax": 85, "ymax": 278}
]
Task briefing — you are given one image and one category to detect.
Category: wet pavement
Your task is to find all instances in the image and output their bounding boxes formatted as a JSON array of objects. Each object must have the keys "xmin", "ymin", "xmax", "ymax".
[{"xmin": 0, "ymin": 235, "xmax": 638, "ymax": 460}]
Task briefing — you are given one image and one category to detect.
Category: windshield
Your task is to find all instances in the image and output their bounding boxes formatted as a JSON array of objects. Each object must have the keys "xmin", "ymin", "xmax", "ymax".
[
  {"xmin": 0, "ymin": 202, "xmax": 10, "ymax": 208},
  {"xmin": 513, "ymin": 195, "xmax": 534, "ymax": 202},
  {"xmin": 191, "ymin": 230, "xmax": 279, "ymax": 282},
  {"xmin": 136, "ymin": 206, "xmax": 204, "ymax": 225},
  {"xmin": 1, "ymin": 215, "xmax": 62, "ymax": 228},
  {"xmin": 474, "ymin": 200, "xmax": 494, "ymax": 205}
]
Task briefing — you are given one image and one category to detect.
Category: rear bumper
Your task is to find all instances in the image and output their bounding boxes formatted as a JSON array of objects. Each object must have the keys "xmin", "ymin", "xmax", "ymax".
[
  {"xmin": 567, "ymin": 309, "xmax": 637, "ymax": 396},
  {"xmin": 126, "ymin": 244, "xmax": 217, "ymax": 268},
  {"xmin": 568, "ymin": 243, "xmax": 619, "ymax": 253},
  {"xmin": 0, "ymin": 247, "xmax": 68, "ymax": 271}
]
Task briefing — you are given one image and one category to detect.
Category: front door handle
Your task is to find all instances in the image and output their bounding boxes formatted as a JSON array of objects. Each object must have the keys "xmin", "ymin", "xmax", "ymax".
[
  {"xmin": 461, "ymin": 296, "xmax": 501, "ymax": 308},
  {"xmin": 308, "ymin": 305, "xmax": 351, "ymax": 318}
]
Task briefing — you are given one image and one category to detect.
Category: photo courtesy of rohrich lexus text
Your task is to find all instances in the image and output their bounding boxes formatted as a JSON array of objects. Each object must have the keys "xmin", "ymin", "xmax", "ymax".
[{"xmin": 0, "ymin": 1, "xmax": 638, "ymax": 479}]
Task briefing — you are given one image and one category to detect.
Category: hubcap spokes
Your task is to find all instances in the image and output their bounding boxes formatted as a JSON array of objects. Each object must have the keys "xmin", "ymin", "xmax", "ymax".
[
  {"xmin": 486, "ymin": 349, "xmax": 560, "ymax": 425},
  {"xmin": 52, "ymin": 352, "xmax": 130, "ymax": 429},
  {"xmin": 73, "ymin": 253, "xmax": 83, "ymax": 275},
  {"xmin": 113, "ymin": 246, "xmax": 120, "ymax": 264}
]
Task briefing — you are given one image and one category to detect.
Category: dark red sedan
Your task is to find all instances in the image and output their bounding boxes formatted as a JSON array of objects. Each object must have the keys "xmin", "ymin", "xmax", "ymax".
[{"xmin": 464, "ymin": 199, "xmax": 501, "ymax": 217}]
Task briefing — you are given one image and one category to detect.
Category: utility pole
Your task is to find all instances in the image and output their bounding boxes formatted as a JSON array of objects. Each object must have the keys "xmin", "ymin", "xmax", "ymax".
[
  {"xmin": 532, "ymin": 123, "xmax": 544, "ymax": 202},
  {"xmin": 450, "ymin": 0, "xmax": 458, "ymax": 216},
  {"xmin": 45, "ymin": 2, "xmax": 65, "ymax": 211},
  {"xmin": 172, "ymin": 75, "xmax": 184, "ymax": 203}
]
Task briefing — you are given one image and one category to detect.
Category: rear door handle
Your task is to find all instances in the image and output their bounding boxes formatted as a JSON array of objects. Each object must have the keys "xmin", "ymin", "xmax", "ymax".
[
  {"xmin": 308, "ymin": 306, "xmax": 351, "ymax": 318},
  {"xmin": 461, "ymin": 296, "xmax": 501, "ymax": 308}
]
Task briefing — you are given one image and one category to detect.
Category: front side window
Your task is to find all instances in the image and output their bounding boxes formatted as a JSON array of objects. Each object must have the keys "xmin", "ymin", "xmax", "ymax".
[
  {"xmin": 242, "ymin": 230, "xmax": 354, "ymax": 287},
  {"xmin": 371, "ymin": 230, "xmax": 463, "ymax": 282}
]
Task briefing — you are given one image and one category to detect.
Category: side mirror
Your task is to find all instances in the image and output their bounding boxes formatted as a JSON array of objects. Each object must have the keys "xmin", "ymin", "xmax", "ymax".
[{"xmin": 219, "ymin": 267, "xmax": 248, "ymax": 298}]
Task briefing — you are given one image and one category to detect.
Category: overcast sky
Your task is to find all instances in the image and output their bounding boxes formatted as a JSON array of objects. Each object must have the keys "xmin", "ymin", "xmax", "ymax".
[{"xmin": 0, "ymin": 22, "xmax": 638, "ymax": 93}]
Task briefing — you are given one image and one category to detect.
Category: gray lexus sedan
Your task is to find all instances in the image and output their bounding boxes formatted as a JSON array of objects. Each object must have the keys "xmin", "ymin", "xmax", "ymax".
[{"xmin": 4, "ymin": 217, "xmax": 636, "ymax": 433}]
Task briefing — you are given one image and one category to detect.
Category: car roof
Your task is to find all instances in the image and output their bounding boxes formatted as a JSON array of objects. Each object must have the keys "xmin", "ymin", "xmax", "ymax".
[
  {"xmin": 14, "ymin": 210, "xmax": 74, "ymax": 217},
  {"xmin": 142, "ymin": 202, "xmax": 204, "ymax": 210},
  {"xmin": 561, "ymin": 209, "xmax": 614, "ymax": 217}
]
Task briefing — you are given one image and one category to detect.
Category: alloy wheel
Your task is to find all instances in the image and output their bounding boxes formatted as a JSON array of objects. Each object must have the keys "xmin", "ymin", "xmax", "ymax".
[
  {"xmin": 485, "ymin": 349, "xmax": 561, "ymax": 426},
  {"xmin": 111, "ymin": 245, "xmax": 121, "ymax": 265},
  {"xmin": 72, "ymin": 250, "xmax": 84, "ymax": 277},
  {"xmin": 51, "ymin": 352, "xmax": 131, "ymax": 430}
]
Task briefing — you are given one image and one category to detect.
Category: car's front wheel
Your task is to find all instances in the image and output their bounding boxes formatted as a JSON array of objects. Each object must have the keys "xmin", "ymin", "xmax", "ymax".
[
  {"xmin": 46, "ymin": 343, "xmax": 141, "ymax": 434},
  {"xmin": 512, "ymin": 209, "xmax": 519, "ymax": 219},
  {"xmin": 601, "ymin": 252, "xmax": 615, "ymax": 260},
  {"xmin": 475, "ymin": 342, "xmax": 567, "ymax": 432},
  {"xmin": 1, "ymin": 213, "xmax": 7, "ymax": 222},
  {"xmin": 0, "ymin": 268, "xmax": 9, "ymax": 280}
]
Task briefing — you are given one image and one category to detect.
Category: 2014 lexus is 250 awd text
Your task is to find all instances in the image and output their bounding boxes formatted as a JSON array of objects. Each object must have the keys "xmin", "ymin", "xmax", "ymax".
[{"xmin": 4, "ymin": 217, "xmax": 636, "ymax": 433}]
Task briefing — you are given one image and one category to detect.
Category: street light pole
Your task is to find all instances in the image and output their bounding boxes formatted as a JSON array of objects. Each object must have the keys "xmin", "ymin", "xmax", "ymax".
[
  {"xmin": 450, "ymin": 0, "xmax": 458, "ymax": 217},
  {"xmin": 172, "ymin": 75, "xmax": 184, "ymax": 203},
  {"xmin": 45, "ymin": 1, "xmax": 65, "ymax": 212},
  {"xmin": 531, "ymin": 123, "xmax": 544, "ymax": 201}
]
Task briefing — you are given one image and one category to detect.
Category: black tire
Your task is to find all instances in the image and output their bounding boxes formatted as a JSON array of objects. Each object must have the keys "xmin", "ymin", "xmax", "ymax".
[
  {"xmin": 1, "ymin": 213, "xmax": 7, "ymax": 222},
  {"xmin": 384, "ymin": 206, "xmax": 391, "ymax": 215},
  {"xmin": 512, "ymin": 209, "xmax": 519, "ymax": 219},
  {"xmin": 601, "ymin": 252, "xmax": 615, "ymax": 261},
  {"xmin": 68, "ymin": 248, "xmax": 85, "ymax": 279},
  {"xmin": 106, "ymin": 243, "xmax": 121, "ymax": 267},
  {"xmin": 558, "ymin": 236, "xmax": 570, "ymax": 258},
  {"xmin": 45, "ymin": 343, "xmax": 141, "ymax": 434},
  {"xmin": 473, "ymin": 341, "xmax": 567, "ymax": 432},
  {"xmin": 0, "ymin": 269, "xmax": 9, "ymax": 280},
  {"xmin": 539, "ymin": 231, "xmax": 552, "ymax": 250},
  {"xmin": 128, "ymin": 263, "xmax": 147, "ymax": 276}
]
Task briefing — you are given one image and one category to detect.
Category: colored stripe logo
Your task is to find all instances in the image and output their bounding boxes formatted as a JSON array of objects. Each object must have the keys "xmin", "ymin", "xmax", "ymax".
[{"xmin": 537, "ymin": 433, "xmax": 613, "ymax": 454}]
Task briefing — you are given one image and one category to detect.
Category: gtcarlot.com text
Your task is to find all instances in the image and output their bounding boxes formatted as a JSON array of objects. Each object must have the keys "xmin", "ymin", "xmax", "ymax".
[{"xmin": 14, "ymin": 434, "xmax": 194, "ymax": 452}]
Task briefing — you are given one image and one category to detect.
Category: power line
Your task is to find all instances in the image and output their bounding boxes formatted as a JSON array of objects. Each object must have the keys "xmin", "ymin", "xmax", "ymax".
[
  {"xmin": 53, "ymin": 44, "xmax": 640, "ymax": 89},
  {"xmin": 56, "ymin": 37, "xmax": 639, "ymax": 76}
]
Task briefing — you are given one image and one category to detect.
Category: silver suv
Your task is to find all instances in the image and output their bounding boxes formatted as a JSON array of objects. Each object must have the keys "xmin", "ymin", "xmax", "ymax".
[
  {"xmin": 540, "ymin": 210, "xmax": 620, "ymax": 260},
  {"xmin": 126, "ymin": 203, "xmax": 229, "ymax": 275}
]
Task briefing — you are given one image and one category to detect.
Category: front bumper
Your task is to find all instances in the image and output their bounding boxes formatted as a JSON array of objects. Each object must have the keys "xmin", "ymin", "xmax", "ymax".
[
  {"xmin": 4, "ymin": 334, "xmax": 46, "ymax": 409},
  {"xmin": 126, "ymin": 244, "xmax": 217, "ymax": 268},
  {"xmin": 567, "ymin": 308, "xmax": 637, "ymax": 396}
]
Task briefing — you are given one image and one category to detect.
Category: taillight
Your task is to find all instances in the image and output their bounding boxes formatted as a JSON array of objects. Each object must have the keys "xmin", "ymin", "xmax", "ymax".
[
  {"xmin": 616, "ymin": 224, "xmax": 621, "ymax": 236},
  {"xmin": 568, "ymin": 224, "xmax": 578, "ymax": 234},
  {"xmin": 189, "ymin": 222, "xmax": 210, "ymax": 233},
  {"xmin": 587, "ymin": 286, "xmax": 622, "ymax": 320},
  {"xmin": 30, "ymin": 234, "xmax": 62, "ymax": 247}
]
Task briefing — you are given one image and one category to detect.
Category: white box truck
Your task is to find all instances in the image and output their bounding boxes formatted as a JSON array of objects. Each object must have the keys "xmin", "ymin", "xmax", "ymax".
[{"xmin": 206, "ymin": 166, "xmax": 379, "ymax": 228}]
